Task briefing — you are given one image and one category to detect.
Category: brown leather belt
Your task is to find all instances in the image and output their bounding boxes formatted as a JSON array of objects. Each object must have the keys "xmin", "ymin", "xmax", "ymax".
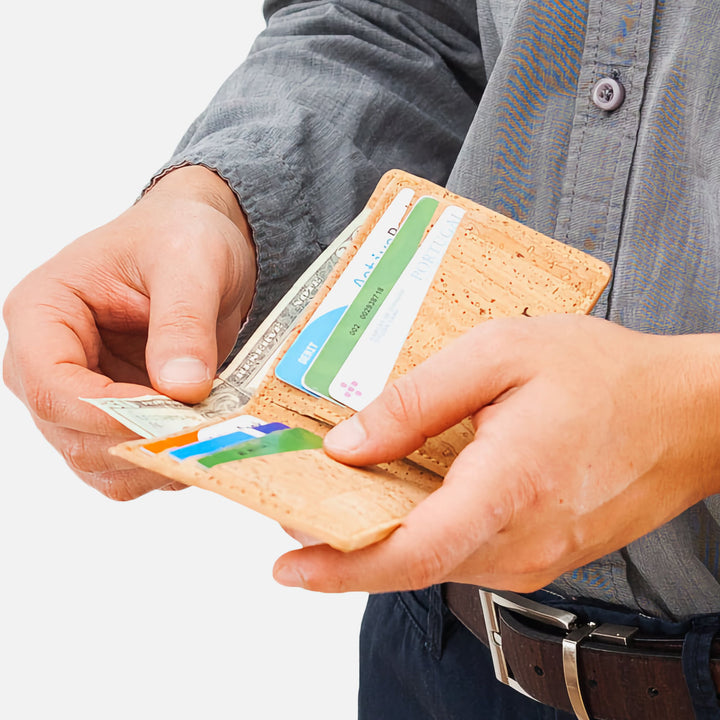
[{"xmin": 444, "ymin": 582, "xmax": 720, "ymax": 720}]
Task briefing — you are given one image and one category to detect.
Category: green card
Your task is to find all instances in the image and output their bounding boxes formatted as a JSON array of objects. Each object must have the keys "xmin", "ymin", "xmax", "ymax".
[
  {"xmin": 198, "ymin": 428, "xmax": 323, "ymax": 468},
  {"xmin": 302, "ymin": 196, "xmax": 439, "ymax": 398}
]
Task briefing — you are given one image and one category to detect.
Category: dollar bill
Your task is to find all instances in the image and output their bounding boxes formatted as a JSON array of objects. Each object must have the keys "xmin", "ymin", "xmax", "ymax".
[
  {"xmin": 81, "ymin": 396, "xmax": 205, "ymax": 439},
  {"xmin": 84, "ymin": 209, "xmax": 370, "ymax": 438}
]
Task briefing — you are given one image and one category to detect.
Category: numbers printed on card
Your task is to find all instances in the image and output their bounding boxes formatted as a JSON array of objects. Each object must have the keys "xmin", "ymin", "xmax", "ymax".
[{"xmin": 276, "ymin": 187, "xmax": 465, "ymax": 411}]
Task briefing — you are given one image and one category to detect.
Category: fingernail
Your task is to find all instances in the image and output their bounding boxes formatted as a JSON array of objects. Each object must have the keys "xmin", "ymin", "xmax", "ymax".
[
  {"xmin": 274, "ymin": 562, "xmax": 305, "ymax": 588},
  {"xmin": 324, "ymin": 415, "xmax": 367, "ymax": 453},
  {"xmin": 159, "ymin": 357, "xmax": 210, "ymax": 385}
]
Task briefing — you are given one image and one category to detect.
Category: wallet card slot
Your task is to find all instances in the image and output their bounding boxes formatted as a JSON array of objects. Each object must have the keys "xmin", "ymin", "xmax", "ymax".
[{"xmin": 110, "ymin": 168, "xmax": 612, "ymax": 551}]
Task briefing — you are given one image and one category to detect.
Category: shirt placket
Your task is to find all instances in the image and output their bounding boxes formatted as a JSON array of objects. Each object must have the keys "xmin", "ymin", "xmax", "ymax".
[{"xmin": 553, "ymin": 0, "xmax": 657, "ymax": 318}]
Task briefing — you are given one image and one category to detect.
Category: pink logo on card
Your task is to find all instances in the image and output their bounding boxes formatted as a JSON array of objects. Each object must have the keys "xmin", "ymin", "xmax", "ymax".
[{"xmin": 339, "ymin": 381, "xmax": 363, "ymax": 400}]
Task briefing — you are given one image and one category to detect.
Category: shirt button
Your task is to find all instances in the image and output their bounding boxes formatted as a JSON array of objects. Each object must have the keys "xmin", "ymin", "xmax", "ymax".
[{"xmin": 591, "ymin": 77, "xmax": 625, "ymax": 112}]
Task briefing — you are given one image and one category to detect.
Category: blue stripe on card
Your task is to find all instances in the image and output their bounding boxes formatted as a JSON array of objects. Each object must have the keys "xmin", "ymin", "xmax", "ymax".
[{"xmin": 169, "ymin": 422, "xmax": 288, "ymax": 460}]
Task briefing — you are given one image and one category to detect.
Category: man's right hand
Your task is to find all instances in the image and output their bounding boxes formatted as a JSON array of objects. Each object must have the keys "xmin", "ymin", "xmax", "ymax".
[{"xmin": 3, "ymin": 165, "xmax": 257, "ymax": 501}]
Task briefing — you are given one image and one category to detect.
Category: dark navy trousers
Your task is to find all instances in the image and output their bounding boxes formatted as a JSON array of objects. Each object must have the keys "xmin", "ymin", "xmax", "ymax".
[{"xmin": 359, "ymin": 586, "xmax": 720, "ymax": 720}]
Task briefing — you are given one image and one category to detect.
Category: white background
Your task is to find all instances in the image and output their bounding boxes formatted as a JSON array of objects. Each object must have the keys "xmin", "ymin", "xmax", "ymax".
[{"xmin": 0, "ymin": 2, "xmax": 367, "ymax": 718}]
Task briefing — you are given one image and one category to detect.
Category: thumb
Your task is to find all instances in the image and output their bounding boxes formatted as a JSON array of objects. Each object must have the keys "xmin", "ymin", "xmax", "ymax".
[
  {"xmin": 323, "ymin": 322, "xmax": 527, "ymax": 466},
  {"xmin": 144, "ymin": 258, "xmax": 223, "ymax": 404}
]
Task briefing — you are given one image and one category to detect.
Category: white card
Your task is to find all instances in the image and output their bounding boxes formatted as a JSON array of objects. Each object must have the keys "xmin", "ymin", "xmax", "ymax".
[
  {"xmin": 329, "ymin": 205, "xmax": 465, "ymax": 410},
  {"xmin": 197, "ymin": 414, "xmax": 264, "ymax": 441},
  {"xmin": 274, "ymin": 186, "xmax": 415, "ymax": 395}
]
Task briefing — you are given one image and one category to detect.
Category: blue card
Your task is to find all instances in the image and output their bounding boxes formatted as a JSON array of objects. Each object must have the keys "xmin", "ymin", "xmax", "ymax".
[{"xmin": 169, "ymin": 422, "xmax": 288, "ymax": 460}]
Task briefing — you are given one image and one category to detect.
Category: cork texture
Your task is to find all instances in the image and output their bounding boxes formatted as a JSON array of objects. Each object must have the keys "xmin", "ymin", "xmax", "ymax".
[
  {"xmin": 111, "ymin": 170, "xmax": 611, "ymax": 551},
  {"xmin": 244, "ymin": 170, "xmax": 610, "ymax": 476}
]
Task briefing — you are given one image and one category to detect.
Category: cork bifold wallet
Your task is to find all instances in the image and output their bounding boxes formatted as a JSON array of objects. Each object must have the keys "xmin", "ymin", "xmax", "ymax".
[{"xmin": 110, "ymin": 170, "xmax": 611, "ymax": 551}]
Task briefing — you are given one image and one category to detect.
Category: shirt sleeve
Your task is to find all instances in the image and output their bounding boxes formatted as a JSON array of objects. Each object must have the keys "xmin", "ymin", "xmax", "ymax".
[{"xmin": 155, "ymin": 0, "xmax": 486, "ymax": 343}]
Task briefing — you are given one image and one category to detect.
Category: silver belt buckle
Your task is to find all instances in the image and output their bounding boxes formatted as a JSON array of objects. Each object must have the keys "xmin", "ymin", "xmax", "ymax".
[{"xmin": 478, "ymin": 589, "xmax": 637, "ymax": 720}]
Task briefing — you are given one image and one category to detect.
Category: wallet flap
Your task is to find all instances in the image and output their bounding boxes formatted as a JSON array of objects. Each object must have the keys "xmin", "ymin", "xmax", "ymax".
[{"xmin": 111, "ymin": 434, "xmax": 441, "ymax": 551}]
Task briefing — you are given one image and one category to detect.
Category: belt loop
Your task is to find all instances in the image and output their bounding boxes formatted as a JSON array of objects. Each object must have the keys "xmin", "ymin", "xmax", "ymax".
[
  {"xmin": 562, "ymin": 624, "xmax": 597, "ymax": 720},
  {"xmin": 681, "ymin": 615, "xmax": 720, "ymax": 720}
]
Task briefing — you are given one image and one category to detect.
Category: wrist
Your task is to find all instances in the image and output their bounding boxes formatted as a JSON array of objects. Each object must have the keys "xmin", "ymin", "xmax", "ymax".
[
  {"xmin": 146, "ymin": 164, "xmax": 253, "ymax": 242},
  {"xmin": 141, "ymin": 163, "xmax": 257, "ymax": 327}
]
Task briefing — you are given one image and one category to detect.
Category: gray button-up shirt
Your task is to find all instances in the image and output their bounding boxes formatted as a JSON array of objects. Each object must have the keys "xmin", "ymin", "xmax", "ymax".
[{"xmin": 159, "ymin": 0, "xmax": 720, "ymax": 620}]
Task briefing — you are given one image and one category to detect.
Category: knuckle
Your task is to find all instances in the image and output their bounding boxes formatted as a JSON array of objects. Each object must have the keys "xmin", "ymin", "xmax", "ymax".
[
  {"xmin": 159, "ymin": 481, "xmax": 189, "ymax": 492},
  {"xmin": 93, "ymin": 470, "xmax": 152, "ymax": 502},
  {"xmin": 383, "ymin": 374, "xmax": 424, "ymax": 429},
  {"xmin": 154, "ymin": 303, "xmax": 206, "ymax": 339},
  {"xmin": 516, "ymin": 473, "xmax": 542, "ymax": 517},
  {"xmin": 476, "ymin": 315, "xmax": 532, "ymax": 359},
  {"xmin": 498, "ymin": 456, "xmax": 544, "ymax": 521},
  {"xmin": 481, "ymin": 475, "xmax": 525, "ymax": 537},
  {"xmin": 404, "ymin": 545, "xmax": 447, "ymax": 590},
  {"xmin": 101, "ymin": 476, "xmax": 138, "ymax": 502},
  {"xmin": 60, "ymin": 437, "xmax": 101, "ymax": 474},
  {"xmin": 489, "ymin": 490, "xmax": 518, "ymax": 533},
  {"xmin": 26, "ymin": 380, "xmax": 61, "ymax": 424}
]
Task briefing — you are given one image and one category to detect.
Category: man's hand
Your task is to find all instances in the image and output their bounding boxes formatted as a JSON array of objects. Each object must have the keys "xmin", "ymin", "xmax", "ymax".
[
  {"xmin": 273, "ymin": 314, "xmax": 720, "ymax": 593},
  {"xmin": 3, "ymin": 166, "xmax": 256, "ymax": 500}
]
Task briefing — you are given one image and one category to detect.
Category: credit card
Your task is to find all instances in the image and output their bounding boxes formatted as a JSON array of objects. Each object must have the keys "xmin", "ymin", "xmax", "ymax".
[
  {"xmin": 169, "ymin": 422, "xmax": 288, "ymax": 461},
  {"xmin": 329, "ymin": 205, "xmax": 465, "ymax": 410},
  {"xmin": 141, "ymin": 414, "xmax": 264, "ymax": 454},
  {"xmin": 302, "ymin": 196, "xmax": 439, "ymax": 400},
  {"xmin": 198, "ymin": 428, "xmax": 323, "ymax": 468},
  {"xmin": 196, "ymin": 415, "xmax": 265, "ymax": 442},
  {"xmin": 275, "ymin": 187, "xmax": 415, "ymax": 394}
]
